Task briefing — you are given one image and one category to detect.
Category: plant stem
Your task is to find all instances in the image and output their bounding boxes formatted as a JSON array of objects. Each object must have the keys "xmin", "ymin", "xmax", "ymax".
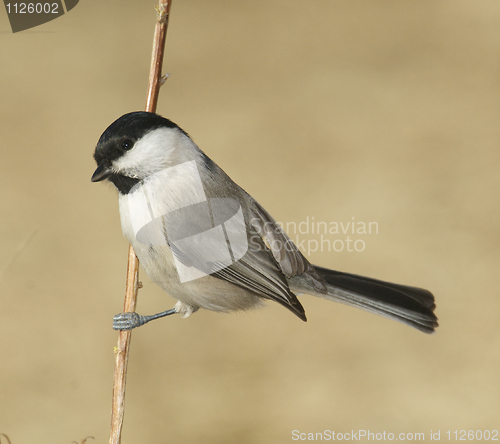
[{"xmin": 109, "ymin": 2, "xmax": 173, "ymax": 443}]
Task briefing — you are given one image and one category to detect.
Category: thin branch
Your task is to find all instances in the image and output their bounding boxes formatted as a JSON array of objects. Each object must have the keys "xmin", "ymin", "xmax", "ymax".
[
  {"xmin": 109, "ymin": 2, "xmax": 173, "ymax": 444},
  {"xmin": 0, "ymin": 434, "xmax": 12, "ymax": 444},
  {"xmin": 146, "ymin": 1, "xmax": 172, "ymax": 113}
]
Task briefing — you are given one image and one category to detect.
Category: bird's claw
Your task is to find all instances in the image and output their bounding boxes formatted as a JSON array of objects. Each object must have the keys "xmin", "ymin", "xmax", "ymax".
[{"xmin": 113, "ymin": 312, "xmax": 142, "ymax": 330}]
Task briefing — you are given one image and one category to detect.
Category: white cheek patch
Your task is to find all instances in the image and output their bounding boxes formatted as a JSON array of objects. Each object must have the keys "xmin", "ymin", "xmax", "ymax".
[{"xmin": 112, "ymin": 127, "xmax": 178, "ymax": 176}]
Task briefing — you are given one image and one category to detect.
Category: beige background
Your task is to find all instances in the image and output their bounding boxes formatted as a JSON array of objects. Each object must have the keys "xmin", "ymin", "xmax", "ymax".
[{"xmin": 1, "ymin": 1, "xmax": 499, "ymax": 443}]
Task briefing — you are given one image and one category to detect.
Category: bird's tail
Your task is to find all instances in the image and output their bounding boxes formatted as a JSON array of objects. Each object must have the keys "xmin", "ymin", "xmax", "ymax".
[{"xmin": 296, "ymin": 266, "xmax": 438, "ymax": 334}]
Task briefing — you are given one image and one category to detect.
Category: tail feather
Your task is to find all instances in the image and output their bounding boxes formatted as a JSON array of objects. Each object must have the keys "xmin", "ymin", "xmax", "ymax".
[{"xmin": 302, "ymin": 266, "xmax": 438, "ymax": 334}]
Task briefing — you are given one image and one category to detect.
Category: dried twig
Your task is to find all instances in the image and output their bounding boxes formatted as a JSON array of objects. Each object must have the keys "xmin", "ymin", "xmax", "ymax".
[
  {"xmin": 0, "ymin": 434, "xmax": 12, "ymax": 444},
  {"xmin": 109, "ymin": 2, "xmax": 173, "ymax": 444},
  {"xmin": 73, "ymin": 437, "xmax": 95, "ymax": 444}
]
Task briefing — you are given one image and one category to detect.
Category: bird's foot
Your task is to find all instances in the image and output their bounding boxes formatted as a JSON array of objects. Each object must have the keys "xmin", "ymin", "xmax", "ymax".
[{"xmin": 112, "ymin": 308, "xmax": 177, "ymax": 330}]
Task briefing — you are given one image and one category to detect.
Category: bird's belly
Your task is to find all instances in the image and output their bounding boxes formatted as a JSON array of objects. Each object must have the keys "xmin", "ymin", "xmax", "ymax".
[{"xmin": 132, "ymin": 241, "xmax": 263, "ymax": 314}]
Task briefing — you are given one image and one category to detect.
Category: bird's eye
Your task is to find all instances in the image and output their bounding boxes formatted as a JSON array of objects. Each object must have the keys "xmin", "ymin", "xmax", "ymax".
[{"xmin": 121, "ymin": 139, "xmax": 134, "ymax": 151}]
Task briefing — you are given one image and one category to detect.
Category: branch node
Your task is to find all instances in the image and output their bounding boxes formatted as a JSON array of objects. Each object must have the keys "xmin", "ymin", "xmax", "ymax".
[
  {"xmin": 160, "ymin": 73, "xmax": 170, "ymax": 86},
  {"xmin": 155, "ymin": 3, "xmax": 169, "ymax": 23}
]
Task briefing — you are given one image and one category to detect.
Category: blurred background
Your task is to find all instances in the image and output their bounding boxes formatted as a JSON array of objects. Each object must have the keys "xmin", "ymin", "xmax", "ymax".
[{"xmin": 1, "ymin": 1, "xmax": 499, "ymax": 442}]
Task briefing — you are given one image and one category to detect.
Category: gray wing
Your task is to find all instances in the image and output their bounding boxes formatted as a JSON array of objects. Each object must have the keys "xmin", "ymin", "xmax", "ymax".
[
  {"xmin": 248, "ymin": 200, "xmax": 327, "ymax": 294},
  {"xmin": 212, "ymin": 228, "xmax": 307, "ymax": 321}
]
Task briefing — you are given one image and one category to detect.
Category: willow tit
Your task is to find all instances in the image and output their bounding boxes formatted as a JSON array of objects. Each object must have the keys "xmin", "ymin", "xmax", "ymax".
[{"xmin": 91, "ymin": 112, "xmax": 438, "ymax": 333}]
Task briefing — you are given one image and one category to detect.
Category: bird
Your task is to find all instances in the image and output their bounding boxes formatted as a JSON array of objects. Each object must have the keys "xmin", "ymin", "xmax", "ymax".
[{"xmin": 91, "ymin": 111, "xmax": 438, "ymax": 334}]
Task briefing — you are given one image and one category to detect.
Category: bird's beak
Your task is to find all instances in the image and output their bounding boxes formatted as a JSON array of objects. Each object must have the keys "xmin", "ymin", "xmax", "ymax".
[{"xmin": 91, "ymin": 164, "xmax": 113, "ymax": 182}]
